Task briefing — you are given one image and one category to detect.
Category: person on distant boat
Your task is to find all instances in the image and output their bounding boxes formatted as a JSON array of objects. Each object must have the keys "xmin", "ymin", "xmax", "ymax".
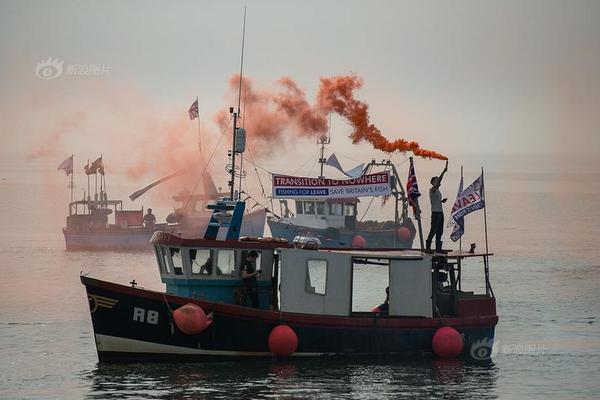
[
  {"xmin": 240, "ymin": 250, "xmax": 261, "ymax": 308},
  {"xmin": 426, "ymin": 161, "xmax": 449, "ymax": 253},
  {"xmin": 144, "ymin": 208, "xmax": 156, "ymax": 229}
]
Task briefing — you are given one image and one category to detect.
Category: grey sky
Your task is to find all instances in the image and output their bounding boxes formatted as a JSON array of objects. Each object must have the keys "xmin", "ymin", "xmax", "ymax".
[{"xmin": 1, "ymin": 0, "xmax": 599, "ymax": 169}]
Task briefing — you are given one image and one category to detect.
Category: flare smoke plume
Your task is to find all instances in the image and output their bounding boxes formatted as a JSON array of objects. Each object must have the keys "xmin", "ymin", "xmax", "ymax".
[{"xmin": 217, "ymin": 74, "xmax": 447, "ymax": 160}]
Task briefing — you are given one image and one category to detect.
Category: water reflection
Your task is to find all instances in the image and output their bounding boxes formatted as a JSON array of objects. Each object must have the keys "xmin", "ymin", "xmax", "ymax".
[{"xmin": 85, "ymin": 358, "xmax": 498, "ymax": 399}]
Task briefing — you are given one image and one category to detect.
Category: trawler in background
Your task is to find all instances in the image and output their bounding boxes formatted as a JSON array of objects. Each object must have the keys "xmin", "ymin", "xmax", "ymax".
[
  {"xmin": 267, "ymin": 136, "xmax": 417, "ymax": 249},
  {"xmin": 61, "ymin": 157, "xmax": 265, "ymax": 251}
]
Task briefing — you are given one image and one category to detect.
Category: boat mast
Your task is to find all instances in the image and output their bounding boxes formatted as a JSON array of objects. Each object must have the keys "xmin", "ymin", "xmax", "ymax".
[
  {"xmin": 318, "ymin": 114, "xmax": 331, "ymax": 178},
  {"xmin": 229, "ymin": 6, "xmax": 246, "ymax": 201}
]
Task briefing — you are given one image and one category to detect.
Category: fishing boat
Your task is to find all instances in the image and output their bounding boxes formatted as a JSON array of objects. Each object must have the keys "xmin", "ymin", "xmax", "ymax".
[
  {"xmin": 81, "ymin": 107, "xmax": 498, "ymax": 362},
  {"xmin": 267, "ymin": 136, "xmax": 417, "ymax": 249}
]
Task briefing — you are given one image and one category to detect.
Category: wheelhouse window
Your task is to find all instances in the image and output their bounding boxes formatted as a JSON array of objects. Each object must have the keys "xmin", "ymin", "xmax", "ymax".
[
  {"xmin": 295, "ymin": 201, "xmax": 303, "ymax": 214},
  {"xmin": 159, "ymin": 246, "xmax": 171, "ymax": 274},
  {"xmin": 305, "ymin": 202, "xmax": 315, "ymax": 215},
  {"xmin": 344, "ymin": 204, "xmax": 356, "ymax": 216},
  {"xmin": 316, "ymin": 202, "xmax": 326, "ymax": 215},
  {"xmin": 190, "ymin": 249, "xmax": 212, "ymax": 275},
  {"xmin": 170, "ymin": 247, "xmax": 184, "ymax": 275},
  {"xmin": 216, "ymin": 249, "xmax": 236, "ymax": 276},
  {"xmin": 328, "ymin": 203, "xmax": 342, "ymax": 216},
  {"xmin": 305, "ymin": 259, "xmax": 328, "ymax": 295},
  {"xmin": 241, "ymin": 250, "xmax": 262, "ymax": 273}
]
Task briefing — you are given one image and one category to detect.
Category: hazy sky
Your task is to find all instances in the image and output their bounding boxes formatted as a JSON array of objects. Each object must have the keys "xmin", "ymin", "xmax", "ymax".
[{"xmin": 1, "ymin": 0, "xmax": 599, "ymax": 176}]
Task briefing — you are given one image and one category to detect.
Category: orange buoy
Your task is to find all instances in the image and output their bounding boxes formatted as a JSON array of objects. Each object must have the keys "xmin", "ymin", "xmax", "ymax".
[
  {"xmin": 172, "ymin": 303, "xmax": 212, "ymax": 335},
  {"xmin": 268, "ymin": 325, "xmax": 298, "ymax": 357},
  {"xmin": 432, "ymin": 326, "xmax": 464, "ymax": 358},
  {"xmin": 396, "ymin": 226, "xmax": 411, "ymax": 241},
  {"xmin": 351, "ymin": 235, "xmax": 367, "ymax": 248}
]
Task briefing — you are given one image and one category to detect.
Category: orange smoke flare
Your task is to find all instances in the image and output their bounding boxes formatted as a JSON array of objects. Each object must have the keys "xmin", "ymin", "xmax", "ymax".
[{"xmin": 316, "ymin": 75, "xmax": 447, "ymax": 160}]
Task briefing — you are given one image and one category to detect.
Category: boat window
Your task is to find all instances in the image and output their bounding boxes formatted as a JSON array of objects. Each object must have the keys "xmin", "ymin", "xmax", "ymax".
[
  {"xmin": 344, "ymin": 204, "xmax": 356, "ymax": 216},
  {"xmin": 295, "ymin": 201, "xmax": 303, "ymax": 214},
  {"xmin": 240, "ymin": 250, "xmax": 262, "ymax": 273},
  {"xmin": 216, "ymin": 249, "xmax": 235, "ymax": 276},
  {"xmin": 328, "ymin": 203, "xmax": 343, "ymax": 216},
  {"xmin": 170, "ymin": 248, "xmax": 184, "ymax": 275},
  {"xmin": 160, "ymin": 246, "xmax": 171, "ymax": 274},
  {"xmin": 305, "ymin": 259, "xmax": 327, "ymax": 295},
  {"xmin": 316, "ymin": 202, "xmax": 326, "ymax": 215},
  {"xmin": 190, "ymin": 249, "xmax": 212, "ymax": 275},
  {"xmin": 305, "ymin": 202, "xmax": 315, "ymax": 215}
]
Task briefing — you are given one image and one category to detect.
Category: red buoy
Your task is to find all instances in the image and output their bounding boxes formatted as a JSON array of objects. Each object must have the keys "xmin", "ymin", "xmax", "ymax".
[
  {"xmin": 396, "ymin": 226, "xmax": 411, "ymax": 241},
  {"xmin": 371, "ymin": 306, "xmax": 382, "ymax": 313},
  {"xmin": 172, "ymin": 303, "xmax": 212, "ymax": 335},
  {"xmin": 268, "ymin": 325, "xmax": 298, "ymax": 357},
  {"xmin": 432, "ymin": 326, "xmax": 464, "ymax": 358},
  {"xmin": 351, "ymin": 235, "xmax": 367, "ymax": 248}
]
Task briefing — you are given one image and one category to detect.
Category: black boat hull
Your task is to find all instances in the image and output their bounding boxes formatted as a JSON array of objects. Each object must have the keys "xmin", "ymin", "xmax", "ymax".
[{"xmin": 82, "ymin": 276, "xmax": 497, "ymax": 362}]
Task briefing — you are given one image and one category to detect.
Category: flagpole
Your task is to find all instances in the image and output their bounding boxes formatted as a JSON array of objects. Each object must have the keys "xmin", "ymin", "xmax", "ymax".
[
  {"xmin": 196, "ymin": 97, "xmax": 204, "ymax": 166},
  {"xmin": 70, "ymin": 155, "xmax": 74, "ymax": 203},
  {"xmin": 459, "ymin": 165, "xmax": 463, "ymax": 253},
  {"xmin": 409, "ymin": 157, "xmax": 425, "ymax": 251},
  {"xmin": 482, "ymin": 167, "xmax": 489, "ymax": 254}
]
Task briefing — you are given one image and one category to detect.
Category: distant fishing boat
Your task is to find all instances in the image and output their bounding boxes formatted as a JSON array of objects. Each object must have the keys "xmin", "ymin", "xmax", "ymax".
[{"xmin": 267, "ymin": 136, "xmax": 417, "ymax": 249}]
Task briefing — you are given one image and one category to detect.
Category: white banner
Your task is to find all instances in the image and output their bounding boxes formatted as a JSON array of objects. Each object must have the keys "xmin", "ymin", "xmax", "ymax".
[{"xmin": 272, "ymin": 172, "xmax": 391, "ymax": 199}]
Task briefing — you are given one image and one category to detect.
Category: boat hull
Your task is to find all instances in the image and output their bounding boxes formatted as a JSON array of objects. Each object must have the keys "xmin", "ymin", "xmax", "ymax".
[
  {"xmin": 64, "ymin": 228, "xmax": 158, "ymax": 251},
  {"xmin": 267, "ymin": 220, "xmax": 415, "ymax": 249},
  {"xmin": 82, "ymin": 276, "xmax": 497, "ymax": 362}
]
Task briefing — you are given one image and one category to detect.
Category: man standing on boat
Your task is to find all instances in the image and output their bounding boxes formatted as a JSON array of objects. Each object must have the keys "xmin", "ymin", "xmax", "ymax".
[
  {"xmin": 143, "ymin": 208, "xmax": 156, "ymax": 229},
  {"xmin": 240, "ymin": 251, "xmax": 261, "ymax": 308},
  {"xmin": 426, "ymin": 161, "xmax": 449, "ymax": 253}
]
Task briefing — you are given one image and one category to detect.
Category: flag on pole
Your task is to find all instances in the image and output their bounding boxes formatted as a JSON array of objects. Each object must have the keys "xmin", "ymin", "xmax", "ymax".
[
  {"xmin": 84, "ymin": 160, "xmax": 92, "ymax": 175},
  {"xmin": 84, "ymin": 156, "xmax": 103, "ymax": 175},
  {"xmin": 449, "ymin": 173, "xmax": 485, "ymax": 242},
  {"xmin": 447, "ymin": 175, "xmax": 464, "ymax": 237},
  {"xmin": 189, "ymin": 99, "xmax": 199, "ymax": 120},
  {"xmin": 325, "ymin": 153, "xmax": 364, "ymax": 178},
  {"xmin": 406, "ymin": 158, "xmax": 421, "ymax": 217},
  {"xmin": 57, "ymin": 155, "xmax": 73, "ymax": 176}
]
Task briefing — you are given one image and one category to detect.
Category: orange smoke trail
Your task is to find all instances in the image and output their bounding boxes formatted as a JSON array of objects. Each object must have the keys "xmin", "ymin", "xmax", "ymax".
[
  {"xmin": 316, "ymin": 75, "xmax": 447, "ymax": 160},
  {"xmin": 219, "ymin": 74, "xmax": 447, "ymax": 160}
]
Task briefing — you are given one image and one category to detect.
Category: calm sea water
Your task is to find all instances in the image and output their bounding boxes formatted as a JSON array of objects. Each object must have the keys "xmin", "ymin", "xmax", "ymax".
[{"xmin": 1, "ymin": 163, "xmax": 599, "ymax": 399}]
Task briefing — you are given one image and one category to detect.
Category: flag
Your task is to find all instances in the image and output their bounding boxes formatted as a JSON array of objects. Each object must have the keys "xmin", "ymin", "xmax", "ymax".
[
  {"xmin": 85, "ymin": 156, "xmax": 102, "ymax": 175},
  {"xmin": 326, "ymin": 153, "xmax": 364, "ymax": 178},
  {"xmin": 406, "ymin": 158, "xmax": 421, "ymax": 217},
  {"xmin": 189, "ymin": 99, "xmax": 199, "ymax": 120},
  {"xmin": 449, "ymin": 173, "xmax": 485, "ymax": 242},
  {"xmin": 57, "ymin": 155, "xmax": 73, "ymax": 176},
  {"xmin": 447, "ymin": 175, "xmax": 464, "ymax": 238}
]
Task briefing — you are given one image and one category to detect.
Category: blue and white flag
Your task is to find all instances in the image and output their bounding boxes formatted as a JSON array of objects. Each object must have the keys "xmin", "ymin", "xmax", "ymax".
[
  {"xmin": 326, "ymin": 153, "xmax": 364, "ymax": 179},
  {"xmin": 449, "ymin": 173, "xmax": 485, "ymax": 242}
]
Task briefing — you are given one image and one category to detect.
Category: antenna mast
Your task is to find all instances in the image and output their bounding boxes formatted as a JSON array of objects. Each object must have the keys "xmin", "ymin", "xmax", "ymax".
[{"xmin": 229, "ymin": 6, "xmax": 247, "ymax": 201}]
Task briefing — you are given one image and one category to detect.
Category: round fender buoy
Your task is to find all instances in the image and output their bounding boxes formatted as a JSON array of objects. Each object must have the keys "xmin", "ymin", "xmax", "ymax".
[
  {"xmin": 432, "ymin": 326, "xmax": 464, "ymax": 358},
  {"xmin": 371, "ymin": 306, "xmax": 382, "ymax": 313},
  {"xmin": 351, "ymin": 235, "xmax": 367, "ymax": 248},
  {"xmin": 268, "ymin": 325, "xmax": 298, "ymax": 357},
  {"xmin": 172, "ymin": 303, "xmax": 212, "ymax": 335},
  {"xmin": 396, "ymin": 226, "xmax": 411, "ymax": 241}
]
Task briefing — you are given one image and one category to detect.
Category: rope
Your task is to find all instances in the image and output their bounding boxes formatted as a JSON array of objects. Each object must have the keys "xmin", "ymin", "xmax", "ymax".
[{"xmin": 181, "ymin": 117, "xmax": 231, "ymax": 214}]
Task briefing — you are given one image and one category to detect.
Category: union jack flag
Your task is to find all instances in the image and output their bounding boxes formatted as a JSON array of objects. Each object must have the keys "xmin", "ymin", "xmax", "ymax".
[
  {"xmin": 188, "ymin": 99, "xmax": 199, "ymax": 120},
  {"xmin": 407, "ymin": 159, "xmax": 421, "ymax": 217}
]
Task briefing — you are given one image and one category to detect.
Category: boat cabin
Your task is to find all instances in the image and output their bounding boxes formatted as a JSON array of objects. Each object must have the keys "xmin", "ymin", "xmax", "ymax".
[
  {"xmin": 278, "ymin": 198, "xmax": 359, "ymax": 230},
  {"xmin": 150, "ymin": 232, "xmax": 496, "ymax": 318}
]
